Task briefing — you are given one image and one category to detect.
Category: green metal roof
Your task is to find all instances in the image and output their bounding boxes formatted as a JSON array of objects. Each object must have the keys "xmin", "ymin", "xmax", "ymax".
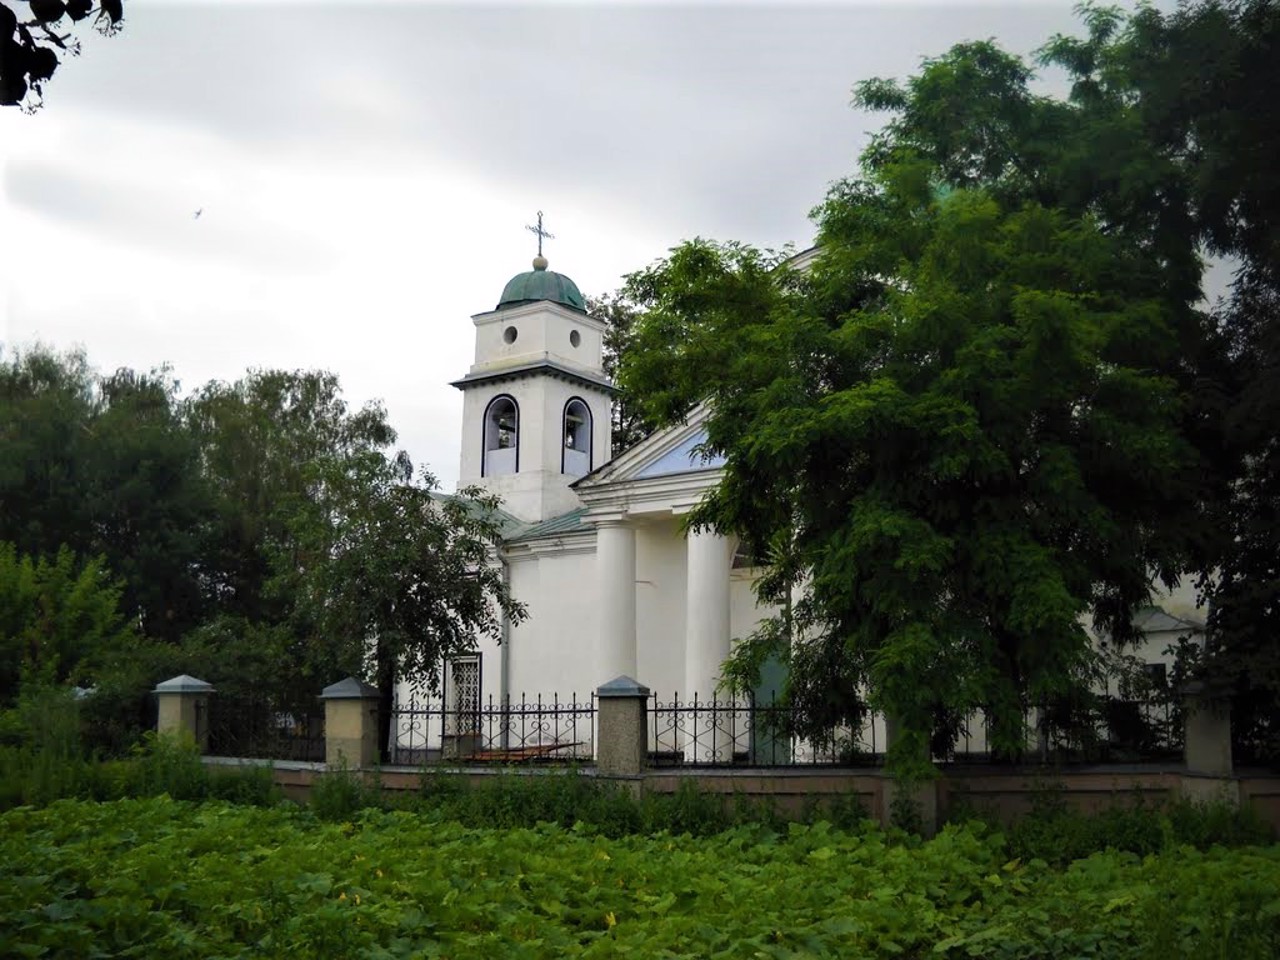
[
  {"xmin": 506, "ymin": 507, "xmax": 589, "ymax": 543},
  {"xmin": 498, "ymin": 258, "xmax": 587, "ymax": 313}
]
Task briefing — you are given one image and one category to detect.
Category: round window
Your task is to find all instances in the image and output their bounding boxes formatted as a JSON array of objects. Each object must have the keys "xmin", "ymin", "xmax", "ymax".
[
  {"xmin": 569, "ymin": 330, "xmax": 581, "ymax": 348},
  {"xmin": 503, "ymin": 326, "xmax": 518, "ymax": 344}
]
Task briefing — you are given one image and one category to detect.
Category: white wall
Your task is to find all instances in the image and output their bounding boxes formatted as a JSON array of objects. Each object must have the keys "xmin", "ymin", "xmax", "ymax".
[
  {"xmin": 635, "ymin": 518, "xmax": 688, "ymax": 697},
  {"xmin": 507, "ymin": 549, "xmax": 600, "ymax": 702}
]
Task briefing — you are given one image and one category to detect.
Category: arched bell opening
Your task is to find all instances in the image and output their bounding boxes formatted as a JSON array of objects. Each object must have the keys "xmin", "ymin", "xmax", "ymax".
[
  {"xmin": 483, "ymin": 395, "xmax": 519, "ymax": 477},
  {"xmin": 562, "ymin": 397, "xmax": 592, "ymax": 477}
]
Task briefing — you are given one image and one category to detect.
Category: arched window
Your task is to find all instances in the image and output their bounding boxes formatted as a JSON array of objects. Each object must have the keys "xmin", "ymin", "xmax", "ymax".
[
  {"xmin": 483, "ymin": 395, "xmax": 519, "ymax": 477},
  {"xmin": 562, "ymin": 398, "xmax": 592, "ymax": 477}
]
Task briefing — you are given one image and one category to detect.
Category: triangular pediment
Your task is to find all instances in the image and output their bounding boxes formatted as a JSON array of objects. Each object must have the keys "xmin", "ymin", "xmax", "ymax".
[{"xmin": 574, "ymin": 402, "xmax": 725, "ymax": 490}]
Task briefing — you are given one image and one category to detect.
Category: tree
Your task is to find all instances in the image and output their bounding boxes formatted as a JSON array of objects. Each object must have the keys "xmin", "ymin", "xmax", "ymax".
[
  {"xmin": 182, "ymin": 368, "xmax": 524, "ymax": 756},
  {"xmin": 1, "ymin": 1, "xmax": 124, "ymax": 109},
  {"xmin": 587, "ymin": 293, "xmax": 651, "ymax": 456},
  {"xmin": 184, "ymin": 369, "xmax": 397, "ymax": 628},
  {"xmin": 273, "ymin": 452, "xmax": 525, "ymax": 760},
  {"xmin": 0, "ymin": 347, "xmax": 213, "ymax": 645},
  {"xmin": 619, "ymin": 22, "xmax": 1219, "ymax": 770},
  {"xmin": 1037, "ymin": 0, "xmax": 1280, "ymax": 760},
  {"xmin": 0, "ymin": 542, "xmax": 133, "ymax": 704}
]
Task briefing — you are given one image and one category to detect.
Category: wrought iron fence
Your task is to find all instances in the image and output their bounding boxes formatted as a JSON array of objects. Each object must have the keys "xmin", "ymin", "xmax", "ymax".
[
  {"xmin": 387, "ymin": 693, "xmax": 596, "ymax": 765},
  {"xmin": 650, "ymin": 692, "xmax": 883, "ymax": 767},
  {"xmin": 649, "ymin": 691, "xmax": 1182, "ymax": 767},
  {"xmin": 205, "ymin": 694, "xmax": 325, "ymax": 762},
  {"xmin": 948, "ymin": 696, "xmax": 1181, "ymax": 764}
]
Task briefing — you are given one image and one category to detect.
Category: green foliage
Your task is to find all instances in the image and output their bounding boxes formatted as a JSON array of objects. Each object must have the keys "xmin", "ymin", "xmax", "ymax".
[
  {"xmin": 0, "ymin": 684, "xmax": 90, "ymax": 807},
  {"xmin": 0, "ymin": 349, "xmax": 214, "ymax": 647},
  {"xmin": 3, "ymin": 797, "xmax": 1279, "ymax": 958},
  {"xmin": 623, "ymin": 194, "xmax": 1200, "ymax": 771},
  {"xmin": 956, "ymin": 782, "xmax": 1275, "ymax": 865},
  {"xmin": 325, "ymin": 769, "xmax": 857, "ymax": 838},
  {"xmin": 0, "ymin": 720, "xmax": 280, "ymax": 811},
  {"xmin": 310, "ymin": 763, "xmax": 383, "ymax": 821},
  {"xmin": 616, "ymin": 1, "xmax": 1280, "ymax": 771},
  {"xmin": 586, "ymin": 292, "xmax": 652, "ymax": 455},
  {"xmin": 1, "ymin": 351, "xmax": 521, "ymax": 760},
  {"xmin": 0, "ymin": 543, "xmax": 135, "ymax": 704}
]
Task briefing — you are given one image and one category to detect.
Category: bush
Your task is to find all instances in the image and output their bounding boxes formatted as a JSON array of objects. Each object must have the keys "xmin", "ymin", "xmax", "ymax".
[
  {"xmin": 310, "ymin": 763, "xmax": 381, "ymax": 821},
  {"xmin": 998, "ymin": 784, "xmax": 1274, "ymax": 864},
  {"xmin": 0, "ymin": 684, "xmax": 91, "ymax": 808},
  {"xmin": 4, "ymin": 798, "xmax": 1279, "ymax": 959}
]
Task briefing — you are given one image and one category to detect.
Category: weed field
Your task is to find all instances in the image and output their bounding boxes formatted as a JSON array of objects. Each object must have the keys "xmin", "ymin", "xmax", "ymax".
[{"xmin": 2, "ymin": 797, "xmax": 1279, "ymax": 958}]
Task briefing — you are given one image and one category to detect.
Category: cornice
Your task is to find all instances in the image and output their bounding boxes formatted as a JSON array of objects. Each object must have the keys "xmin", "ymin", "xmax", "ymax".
[{"xmin": 451, "ymin": 359, "xmax": 618, "ymax": 395}]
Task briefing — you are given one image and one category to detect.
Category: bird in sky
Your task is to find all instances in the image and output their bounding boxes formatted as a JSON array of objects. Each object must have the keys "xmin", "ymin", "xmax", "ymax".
[{"xmin": 193, "ymin": 208, "xmax": 203, "ymax": 219}]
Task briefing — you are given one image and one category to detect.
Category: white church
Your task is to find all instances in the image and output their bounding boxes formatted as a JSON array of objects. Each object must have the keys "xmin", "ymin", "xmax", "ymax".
[{"xmin": 392, "ymin": 251, "xmax": 1203, "ymax": 763}]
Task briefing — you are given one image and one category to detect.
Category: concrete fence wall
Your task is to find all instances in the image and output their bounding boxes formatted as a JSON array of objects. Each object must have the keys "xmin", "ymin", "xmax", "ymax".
[{"xmin": 159, "ymin": 673, "xmax": 1280, "ymax": 833}]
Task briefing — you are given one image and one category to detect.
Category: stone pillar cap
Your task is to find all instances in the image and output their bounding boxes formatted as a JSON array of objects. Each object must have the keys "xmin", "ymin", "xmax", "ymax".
[
  {"xmin": 153, "ymin": 674, "xmax": 214, "ymax": 694},
  {"xmin": 597, "ymin": 675, "xmax": 650, "ymax": 698},
  {"xmin": 320, "ymin": 676, "xmax": 381, "ymax": 700}
]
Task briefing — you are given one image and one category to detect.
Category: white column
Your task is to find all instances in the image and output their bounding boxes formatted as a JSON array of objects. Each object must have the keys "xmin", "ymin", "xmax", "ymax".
[
  {"xmin": 684, "ymin": 528, "xmax": 734, "ymax": 762},
  {"xmin": 596, "ymin": 519, "xmax": 637, "ymax": 680}
]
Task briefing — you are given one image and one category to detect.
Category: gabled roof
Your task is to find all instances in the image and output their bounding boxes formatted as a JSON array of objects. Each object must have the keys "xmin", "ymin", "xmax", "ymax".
[
  {"xmin": 573, "ymin": 402, "xmax": 724, "ymax": 490},
  {"xmin": 1133, "ymin": 605, "xmax": 1205, "ymax": 634}
]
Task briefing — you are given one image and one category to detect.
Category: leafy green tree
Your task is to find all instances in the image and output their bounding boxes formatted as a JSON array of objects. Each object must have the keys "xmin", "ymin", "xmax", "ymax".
[
  {"xmin": 1032, "ymin": 0, "xmax": 1280, "ymax": 759},
  {"xmin": 272, "ymin": 453, "xmax": 525, "ymax": 759},
  {"xmin": 587, "ymin": 293, "xmax": 651, "ymax": 456},
  {"xmin": 619, "ymin": 15, "xmax": 1228, "ymax": 766},
  {"xmin": 0, "ymin": 348, "xmax": 212, "ymax": 644},
  {"xmin": 1, "ymin": 0, "xmax": 124, "ymax": 109},
  {"xmin": 184, "ymin": 369, "xmax": 397, "ymax": 628},
  {"xmin": 0, "ymin": 542, "xmax": 134, "ymax": 703}
]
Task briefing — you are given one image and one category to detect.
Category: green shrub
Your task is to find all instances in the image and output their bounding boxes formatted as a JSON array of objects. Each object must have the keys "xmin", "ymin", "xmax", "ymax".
[
  {"xmin": 1000, "ymin": 784, "xmax": 1275, "ymax": 864},
  {"xmin": 0, "ymin": 684, "xmax": 91, "ymax": 808},
  {"xmin": 310, "ymin": 763, "xmax": 380, "ymax": 821},
  {"xmin": 127, "ymin": 731, "xmax": 210, "ymax": 800},
  {"xmin": 4, "ymin": 798, "xmax": 1279, "ymax": 959},
  {"xmin": 206, "ymin": 763, "xmax": 280, "ymax": 806}
]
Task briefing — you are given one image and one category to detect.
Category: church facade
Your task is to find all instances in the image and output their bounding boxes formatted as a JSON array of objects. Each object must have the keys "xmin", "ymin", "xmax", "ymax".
[
  {"xmin": 432, "ymin": 255, "xmax": 773, "ymax": 721},
  {"xmin": 393, "ymin": 253, "xmax": 1202, "ymax": 762}
]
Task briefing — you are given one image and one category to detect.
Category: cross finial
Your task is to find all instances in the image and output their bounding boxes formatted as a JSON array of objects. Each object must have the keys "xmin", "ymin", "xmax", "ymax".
[{"xmin": 525, "ymin": 210, "xmax": 555, "ymax": 258}]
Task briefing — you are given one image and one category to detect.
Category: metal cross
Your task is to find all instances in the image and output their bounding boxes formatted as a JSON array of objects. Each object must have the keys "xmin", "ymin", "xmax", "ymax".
[{"xmin": 525, "ymin": 210, "xmax": 555, "ymax": 257}]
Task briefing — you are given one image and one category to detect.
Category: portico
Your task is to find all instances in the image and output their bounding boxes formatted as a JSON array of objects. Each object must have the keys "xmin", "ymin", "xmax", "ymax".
[{"xmin": 575, "ymin": 410, "xmax": 768, "ymax": 760}]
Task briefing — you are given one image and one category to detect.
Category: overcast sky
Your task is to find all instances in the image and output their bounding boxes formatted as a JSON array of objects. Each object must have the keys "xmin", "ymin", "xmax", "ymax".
[{"xmin": 2, "ymin": 0, "xmax": 1128, "ymax": 490}]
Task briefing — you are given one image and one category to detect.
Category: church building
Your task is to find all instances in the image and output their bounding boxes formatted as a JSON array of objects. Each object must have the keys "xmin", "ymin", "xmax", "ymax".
[
  {"xmin": 394, "ymin": 247, "xmax": 1203, "ymax": 762},
  {"xmin": 427, "ymin": 251, "xmax": 773, "ymax": 729}
]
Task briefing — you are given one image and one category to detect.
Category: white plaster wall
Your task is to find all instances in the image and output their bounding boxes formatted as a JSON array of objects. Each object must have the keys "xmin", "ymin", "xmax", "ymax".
[
  {"xmin": 730, "ymin": 569, "xmax": 777, "ymax": 663},
  {"xmin": 635, "ymin": 518, "xmax": 688, "ymax": 698},
  {"xmin": 507, "ymin": 550, "xmax": 601, "ymax": 702},
  {"xmin": 472, "ymin": 304, "xmax": 606, "ymax": 374}
]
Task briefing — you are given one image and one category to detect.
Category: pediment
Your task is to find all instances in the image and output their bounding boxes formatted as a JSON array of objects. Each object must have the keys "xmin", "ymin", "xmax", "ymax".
[{"xmin": 574, "ymin": 402, "xmax": 725, "ymax": 490}]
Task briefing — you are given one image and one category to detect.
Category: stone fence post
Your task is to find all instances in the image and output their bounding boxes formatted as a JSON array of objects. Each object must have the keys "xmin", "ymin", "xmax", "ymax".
[
  {"xmin": 1181, "ymin": 680, "xmax": 1238, "ymax": 806},
  {"xmin": 881, "ymin": 713, "xmax": 939, "ymax": 836},
  {"xmin": 596, "ymin": 676, "xmax": 649, "ymax": 798},
  {"xmin": 319, "ymin": 677, "xmax": 380, "ymax": 769},
  {"xmin": 153, "ymin": 675, "xmax": 214, "ymax": 753}
]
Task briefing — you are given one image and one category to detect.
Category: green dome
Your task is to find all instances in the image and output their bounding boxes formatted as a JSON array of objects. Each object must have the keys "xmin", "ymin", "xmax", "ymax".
[{"xmin": 497, "ymin": 257, "xmax": 587, "ymax": 313}]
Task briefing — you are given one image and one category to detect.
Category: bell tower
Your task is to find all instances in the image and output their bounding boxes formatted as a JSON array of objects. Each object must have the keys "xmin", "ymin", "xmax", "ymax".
[{"xmin": 452, "ymin": 235, "xmax": 614, "ymax": 523}]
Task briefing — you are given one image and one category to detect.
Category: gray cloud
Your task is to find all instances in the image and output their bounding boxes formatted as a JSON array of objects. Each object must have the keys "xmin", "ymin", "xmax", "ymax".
[
  {"xmin": 5, "ymin": 160, "xmax": 336, "ymax": 273},
  {"xmin": 62, "ymin": 3, "xmax": 1084, "ymax": 247}
]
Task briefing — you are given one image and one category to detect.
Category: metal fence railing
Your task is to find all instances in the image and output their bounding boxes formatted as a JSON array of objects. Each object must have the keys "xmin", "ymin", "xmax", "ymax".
[
  {"xmin": 650, "ymin": 693, "xmax": 880, "ymax": 767},
  {"xmin": 205, "ymin": 694, "xmax": 326, "ymax": 762},
  {"xmin": 387, "ymin": 693, "xmax": 596, "ymax": 766},
  {"xmin": 648, "ymin": 691, "xmax": 1182, "ymax": 768}
]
